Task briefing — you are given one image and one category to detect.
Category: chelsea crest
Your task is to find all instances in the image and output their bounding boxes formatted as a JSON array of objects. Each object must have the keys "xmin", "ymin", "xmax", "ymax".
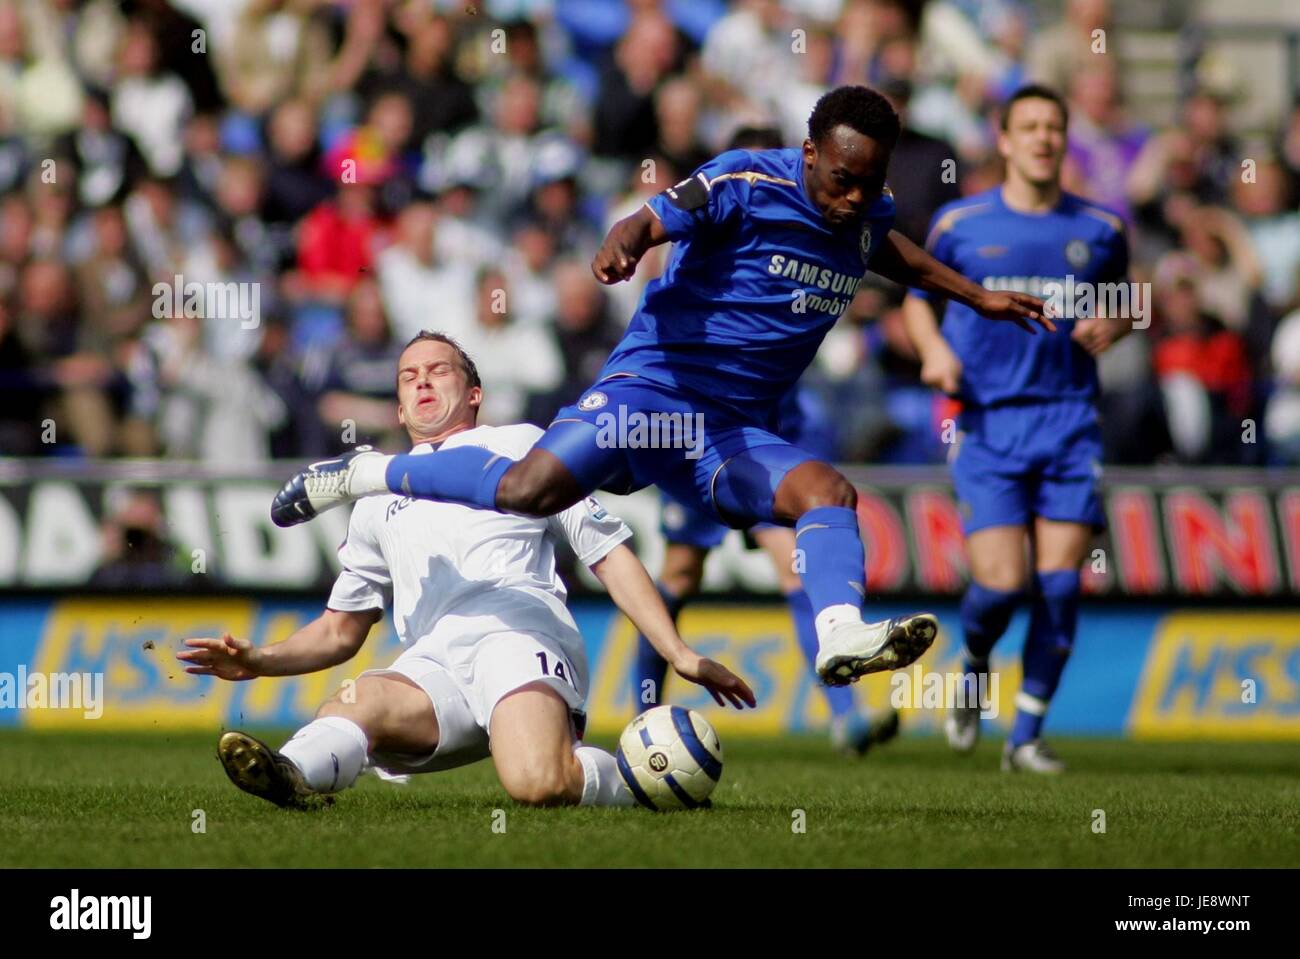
[{"xmin": 859, "ymin": 223, "xmax": 873, "ymax": 265}]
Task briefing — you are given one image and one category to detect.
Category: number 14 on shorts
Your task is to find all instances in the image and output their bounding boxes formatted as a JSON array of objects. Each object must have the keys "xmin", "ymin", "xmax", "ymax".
[{"xmin": 536, "ymin": 651, "xmax": 576, "ymax": 688}]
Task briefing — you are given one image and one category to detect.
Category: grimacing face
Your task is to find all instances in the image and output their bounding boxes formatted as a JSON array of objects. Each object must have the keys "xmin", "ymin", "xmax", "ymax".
[
  {"xmin": 395, "ymin": 339, "xmax": 481, "ymax": 442},
  {"xmin": 999, "ymin": 96, "xmax": 1067, "ymax": 188},
  {"xmin": 801, "ymin": 124, "xmax": 891, "ymax": 227}
]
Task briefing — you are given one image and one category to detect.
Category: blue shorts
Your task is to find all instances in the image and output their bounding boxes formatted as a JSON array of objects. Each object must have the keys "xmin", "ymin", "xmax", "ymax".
[
  {"xmin": 950, "ymin": 400, "xmax": 1106, "ymax": 535},
  {"xmin": 660, "ymin": 494, "xmax": 730, "ymax": 548},
  {"xmin": 658, "ymin": 385, "xmax": 837, "ymax": 546},
  {"xmin": 539, "ymin": 375, "xmax": 823, "ymax": 529}
]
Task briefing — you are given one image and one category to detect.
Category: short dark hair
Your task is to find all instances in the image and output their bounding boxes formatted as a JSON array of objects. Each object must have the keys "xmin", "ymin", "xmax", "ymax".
[
  {"xmin": 401, "ymin": 331, "xmax": 481, "ymax": 389},
  {"xmin": 727, "ymin": 125, "xmax": 785, "ymax": 151},
  {"xmin": 807, "ymin": 85, "xmax": 900, "ymax": 150},
  {"xmin": 1000, "ymin": 84, "xmax": 1070, "ymax": 130}
]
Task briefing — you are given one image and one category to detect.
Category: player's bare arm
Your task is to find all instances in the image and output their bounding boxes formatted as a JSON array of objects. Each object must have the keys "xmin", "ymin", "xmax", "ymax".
[
  {"xmin": 1070, "ymin": 315, "xmax": 1130, "ymax": 357},
  {"xmin": 872, "ymin": 229, "xmax": 1056, "ymax": 335},
  {"xmin": 177, "ymin": 607, "xmax": 380, "ymax": 680},
  {"xmin": 1069, "ymin": 259, "xmax": 1135, "ymax": 357},
  {"xmin": 590, "ymin": 542, "xmax": 756, "ymax": 709},
  {"xmin": 591, "ymin": 204, "xmax": 670, "ymax": 284},
  {"xmin": 901, "ymin": 293, "xmax": 963, "ymax": 395}
]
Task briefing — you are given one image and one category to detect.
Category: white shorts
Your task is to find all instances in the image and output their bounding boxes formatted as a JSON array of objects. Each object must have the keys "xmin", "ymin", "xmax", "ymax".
[{"xmin": 360, "ymin": 630, "xmax": 589, "ymax": 776}]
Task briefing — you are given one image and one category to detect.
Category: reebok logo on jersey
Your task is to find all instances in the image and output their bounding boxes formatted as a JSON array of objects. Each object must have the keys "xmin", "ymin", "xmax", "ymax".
[{"xmin": 385, "ymin": 497, "xmax": 414, "ymax": 521}]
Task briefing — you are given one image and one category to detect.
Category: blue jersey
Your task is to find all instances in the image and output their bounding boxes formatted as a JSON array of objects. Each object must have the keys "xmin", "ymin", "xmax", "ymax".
[
  {"xmin": 598, "ymin": 147, "xmax": 896, "ymax": 417},
  {"xmin": 916, "ymin": 188, "xmax": 1129, "ymax": 408}
]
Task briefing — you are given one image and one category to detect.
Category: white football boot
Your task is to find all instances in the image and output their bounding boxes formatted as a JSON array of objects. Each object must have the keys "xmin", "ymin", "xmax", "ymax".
[
  {"xmin": 944, "ymin": 702, "xmax": 981, "ymax": 754},
  {"xmin": 815, "ymin": 613, "xmax": 939, "ymax": 686},
  {"xmin": 1001, "ymin": 739, "xmax": 1066, "ymax": 774}
]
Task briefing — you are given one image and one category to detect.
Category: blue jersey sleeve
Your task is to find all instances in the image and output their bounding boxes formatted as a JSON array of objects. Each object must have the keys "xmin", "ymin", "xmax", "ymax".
[
  {"xmin": 644, "ymin": 150, "xmax": 753, "ymax": 241},
  {"xmin": 1098, "ymin": 223, "xmax": 1129, "ymax": 284},
  {"xmin": 910, "ymin": 207, "xmax": 957, "ymax": 304}
]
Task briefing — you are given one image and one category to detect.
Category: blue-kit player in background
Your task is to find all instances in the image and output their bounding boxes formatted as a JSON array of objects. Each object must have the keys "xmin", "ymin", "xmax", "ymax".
[
  {"xmin": 272, "ymin": 85, "xmax": 1054, "ymax": 689},
  {"xmin": 902, "ymin": 84, "xmax": 1134, "ymax": 773}
]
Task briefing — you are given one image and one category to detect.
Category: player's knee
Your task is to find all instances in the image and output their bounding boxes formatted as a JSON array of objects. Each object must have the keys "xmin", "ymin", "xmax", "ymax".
[
  {"xmin": 494, "ymin": 466, "xmax": 546, "ymax": 516},
  {"xmin": 496, "ymin": 462, "xmax": 577, "ymax": 517},
  {"xmin": 773, "ymin": 564, "xmax": 802, "ymax": 594},
  {"xmin": 316, "ymin": 678, "xmax": 382, "ymax": 732},
  {"xmin": 975, "ymin": 570, "xmax": 1027, "ymax": 593},
  {"xmin": 661, "ymin": 569, "xmax": 702, "ymax": 600},
  {"xmin": 801, "ymin": 473, "xmax": 857, "ymax": 512},
  {"xmin": 503, "ymin": 763, "xmax": 575, "ymax": 807},
  {"xmin": 316, "ymin": 696, "xmax": 363, "ymax": 734},
  {"xmin": 660, "ymin": 549, "xmax": 705, "ymax": 599}
]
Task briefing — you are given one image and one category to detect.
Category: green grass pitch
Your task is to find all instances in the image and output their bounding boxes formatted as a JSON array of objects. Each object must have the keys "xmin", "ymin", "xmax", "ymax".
[{"xmin": 2, "ymin": 729, "xmax": 1297, "ymax": 868}]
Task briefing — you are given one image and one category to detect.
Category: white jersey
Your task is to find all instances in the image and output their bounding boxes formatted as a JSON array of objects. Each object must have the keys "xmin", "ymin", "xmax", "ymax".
[{"xmin": 326, "ymin": 424, "xmax": 631, "ymax": 671}]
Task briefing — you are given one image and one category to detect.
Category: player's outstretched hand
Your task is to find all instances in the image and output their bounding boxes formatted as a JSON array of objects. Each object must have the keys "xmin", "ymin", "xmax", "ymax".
[
  {"xmin": 591, "ymin": 228, "xmax": 641, "ymax": 284},
  {"xmin": 670, "ymin": 651, "xmax": 757, "ymax": 709},
  {"xmin": 177, "ymin": 633, "xmax": 260, "ymax": 681},
  {"xmin": 974, "ymin": 290, "xmax": 1056, "ymax": 334}
]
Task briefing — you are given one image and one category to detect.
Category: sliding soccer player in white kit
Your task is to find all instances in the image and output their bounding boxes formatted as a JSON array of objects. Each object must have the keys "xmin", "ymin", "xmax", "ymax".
[{"xmin": 178, "ymin": 332, "xmax": 755, "ymax": 809}]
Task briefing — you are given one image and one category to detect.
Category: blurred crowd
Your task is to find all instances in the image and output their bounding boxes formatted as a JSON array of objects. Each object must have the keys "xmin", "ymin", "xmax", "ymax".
[{"xmin": 0, "ymin": 0, "xmax": 1298, "ymax": 467}]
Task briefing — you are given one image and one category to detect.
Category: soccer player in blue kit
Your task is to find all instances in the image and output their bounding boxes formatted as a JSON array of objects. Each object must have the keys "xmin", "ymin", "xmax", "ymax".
[
  {"xmin": 627, "ymin": 125, "xmax": 899, "ymax": 754},
  {"xmin": 902, "ymin": 85, "xmax": 1133, "ymax": 772},
  {"xmin": 272, "ymin": 85, "xmax": 1052, "ymax": 688}
]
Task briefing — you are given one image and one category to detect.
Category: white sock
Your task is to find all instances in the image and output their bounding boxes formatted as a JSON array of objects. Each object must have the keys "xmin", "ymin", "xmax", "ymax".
[
  {"xmin": 280, "ymin": 717, "xmax": 370, "ymax": 793},
  {"xmin": 574, "ymin": 744, "xmax": 635, "ymax": 807},
  {"xmin": 814, "ymin": 603, "xmax": 865, "ymax": 645},
  {"xmin": 350, "ymin": 452, "xmax": 393, "ymax": 495}
]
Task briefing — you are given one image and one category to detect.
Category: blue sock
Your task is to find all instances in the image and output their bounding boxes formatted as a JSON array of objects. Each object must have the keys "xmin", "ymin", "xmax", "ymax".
[
  {"xmin": 794, "ymin": 506, "xmax": 866, "ymax": 619},
  {"xmin": 384, "ymin": 447, "xmax": 514, "ymax": 509},
  {"xmin": 788, "ymin": 589, "xmax": 855, "ymax": 717},
  {"xmin": 959, "ymin": 582, "xmax": 1023, "ymax": 699},
  {"xmin": 632, "ymin": 583, "xmax": 685, "ymax": 713},
  {"xmin": 1011, "ymin": 570, "xmax": 1080, "ymax": 746}
]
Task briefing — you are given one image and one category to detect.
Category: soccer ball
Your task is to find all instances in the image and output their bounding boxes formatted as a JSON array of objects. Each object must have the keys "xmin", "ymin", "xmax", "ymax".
[{"xmin": 615, "ymin": 705, "xmax": 723, "ymax": 810}]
